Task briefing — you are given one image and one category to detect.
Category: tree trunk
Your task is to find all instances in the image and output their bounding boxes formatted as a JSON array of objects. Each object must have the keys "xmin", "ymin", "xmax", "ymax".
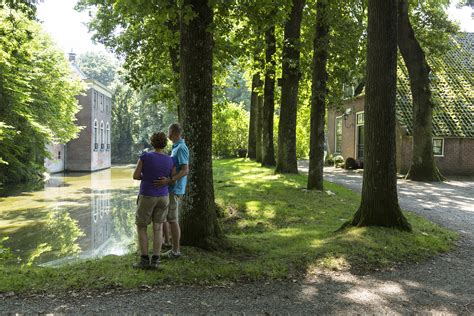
[
  {"xmin": 276, "ymin": 0, "xmax": 305, "ymax": 174},
  {"xmin": 346, "ymin": 0, "xmax": 411, "ymax": 231},
  {"xmin": 179, "ymin": 0, "xmax": 223, "ymax": 248},
  {"xmin": 397, "ymin": 0, "xmax": 443, "ymax": 182},
  {"xmin": 247, "ymin": 73, "xmax": 260, "ymax": 159},
  {"xmin": 261, "ymin": 26, "xmax": 276, "ymax": 167},
  {"xmin": 307, "ymin": 0, "xmax": 329, "ymax": 191},
  {"xmin": 256, "ymin": 91, "xmax": 264, "ymax": 163},
  {"xmin": 166, "ymin": 0, "xmax": 183, "ymax": 124}
]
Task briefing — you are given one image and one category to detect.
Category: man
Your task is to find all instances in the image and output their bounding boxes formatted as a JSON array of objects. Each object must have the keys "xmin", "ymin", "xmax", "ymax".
[{"xmin": 154, "ymin": 123, "xmax": 189, "ymax": 258}]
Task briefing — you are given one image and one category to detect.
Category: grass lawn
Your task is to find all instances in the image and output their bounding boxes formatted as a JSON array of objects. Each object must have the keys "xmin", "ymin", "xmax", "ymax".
[{"xmin": 0, "ymin": 159, "xmax": 458, "ymax": 293}]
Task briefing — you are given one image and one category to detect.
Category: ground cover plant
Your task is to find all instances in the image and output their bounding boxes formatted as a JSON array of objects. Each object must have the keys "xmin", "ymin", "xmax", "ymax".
[{"xmin": 0, "ymin": 160, "xmax": 457, "ymax": 293}]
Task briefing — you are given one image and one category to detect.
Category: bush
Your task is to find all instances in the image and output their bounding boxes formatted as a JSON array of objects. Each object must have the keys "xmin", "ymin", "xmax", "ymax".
[
  {"xmin": 213, "ymin": 101, "xmax": 249, "ymax": 158},
  {"xmin": 345, "ymin": 157, "xmax": 357, "ymax": 169},
  {"xmin": 326, "ymin": 154, "xmax": 335, "ymax": 166}
]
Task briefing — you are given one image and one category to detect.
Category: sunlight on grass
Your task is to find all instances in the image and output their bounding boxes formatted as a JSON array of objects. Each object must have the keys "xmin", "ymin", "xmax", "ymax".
[{"xmin": 0, "ymin": 159, "xmax": 458, "ymax": 293}]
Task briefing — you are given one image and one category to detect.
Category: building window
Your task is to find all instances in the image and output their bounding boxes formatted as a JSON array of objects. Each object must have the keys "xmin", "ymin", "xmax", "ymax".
[
  {"xmin": 93, "ymin": 119, "xmax": 98, "ymax": 150},
  {"xmin": 355, "ymin": 112, "xmax": 365, "ymax": 160},
  {"xmin": 93, "ymin": 91, "xmax": 98, "ymax": 109},
  {"xmin": 106, "ymin": 122, "xmax": 110, "ymax": 150},
  {"xmin": 433, "ymin": 138, "xmax": 444, "ymax": 157},
  {"xmin": 58, "ymin": 151, "xmax": 61, "ymax": 159},
  {"xmin": 356, "ymin": 112, "xmax": 364, "ymax": 126},
  {"xmin": 100, "ymin": 94, "xmax": 104, "ymax": 112},
  {"xmin": 100, "ymin": 121, "xmax": 105, "ymax": 150},
  {"xmin": 335, "ymin": 116, "xmax": 343, "ymax": 154}
]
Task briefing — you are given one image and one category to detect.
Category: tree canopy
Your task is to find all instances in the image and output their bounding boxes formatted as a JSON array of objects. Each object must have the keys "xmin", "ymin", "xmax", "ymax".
[{"xmin": 0, "ymin": 7, "xmax": 84, "ymax": 184}]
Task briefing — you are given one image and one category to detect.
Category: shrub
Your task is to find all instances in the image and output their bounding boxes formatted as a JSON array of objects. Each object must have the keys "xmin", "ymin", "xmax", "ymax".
[
  {"xmin": 334, "ymin": 155, "xmax": 345, "ymax": 168},
  {"xmin": 213, "ymin": 101, "xmax": 249, "ymax": 158},
  {"xmin": 326, "ymin": 154, "xmax": 335, "ymax": 166},
  {"xmin": 345, "ymin": 157, "xmax": 357, "ymax": 170}
]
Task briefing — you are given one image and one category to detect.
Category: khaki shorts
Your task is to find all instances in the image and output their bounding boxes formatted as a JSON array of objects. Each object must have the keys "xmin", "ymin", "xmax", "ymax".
[
  {"xmin": 135, "ymin": 195, "xmax": 170, "ymax": 227},
  {"xmin": 167, "ymin": 193, "xmax": 181, "ymax": 222}
]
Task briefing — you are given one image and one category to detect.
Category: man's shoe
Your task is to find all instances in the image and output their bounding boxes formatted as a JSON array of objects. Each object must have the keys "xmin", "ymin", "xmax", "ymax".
[
  {"xmin": 133, "ymin": 255, "xmax": 150, "ymax": 269},
  {"xmin": 150, "ymin": 255, "xmax": 163, "ymax": 270},
  {"xmin": 161, "ymin": 250, "xmax": 181, "ymax": 259}
]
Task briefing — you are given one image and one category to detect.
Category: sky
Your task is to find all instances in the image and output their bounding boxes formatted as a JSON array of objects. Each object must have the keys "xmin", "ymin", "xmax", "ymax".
[{"xmin": 37, "ymin": 0, "xmax": 473, "ymax": 59}]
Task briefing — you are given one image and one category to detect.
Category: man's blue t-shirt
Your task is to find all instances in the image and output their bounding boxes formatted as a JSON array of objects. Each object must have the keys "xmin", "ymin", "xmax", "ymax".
[{"xmin": 170, "ymin": 138, "xmax": 189, "ymax": 195}]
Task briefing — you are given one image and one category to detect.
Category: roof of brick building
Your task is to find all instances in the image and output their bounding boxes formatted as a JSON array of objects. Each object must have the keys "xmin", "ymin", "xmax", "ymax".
[{"xmin": 396, "ymin": 33, "xmax": 474, "ymax": 138}]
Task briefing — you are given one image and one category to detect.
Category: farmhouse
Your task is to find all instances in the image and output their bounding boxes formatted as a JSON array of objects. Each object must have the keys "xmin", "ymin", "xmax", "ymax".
[{"xmin": 327, "ymin": 33, "xmax": 474, "ymax": 176}]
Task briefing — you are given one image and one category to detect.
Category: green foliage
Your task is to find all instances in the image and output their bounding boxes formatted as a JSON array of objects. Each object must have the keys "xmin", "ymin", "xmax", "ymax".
[
  {"xmin": 111, "ymin": 80, "xmax": 178, "ymax": 163},
  {"xmin": 213, "ymin": 102, "xmax": 249, "ymax": 158},
  {"xmin": 0, "ymin": 8, "xmax": 84, "ymax": 184},
  {"xmin": 77, "ymin": 51, "xmax": 118, "ymax": 87},
  {"xmin": 0, "ymin": 160, "xmax": 457, "ymax": 292},
  {"xmin": 0, "ymin": 237, "xmax": 12, "ymax": 263}
]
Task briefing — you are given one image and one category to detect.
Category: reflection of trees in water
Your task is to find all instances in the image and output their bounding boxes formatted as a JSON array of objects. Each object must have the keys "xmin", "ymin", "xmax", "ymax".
[
  {"xmin": 109, "ymin": 189, "xmax": 135, "ymax": 242},
  {"xmin": 27, "ymin": 209, "xmax": 84, "ymax": 265},
  {"xmin": 4, "ymin": 187, "xmax": 137, "ymax": 265}
]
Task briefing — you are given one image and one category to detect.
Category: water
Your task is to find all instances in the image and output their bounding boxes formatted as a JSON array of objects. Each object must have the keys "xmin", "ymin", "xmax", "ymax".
[{"xmin": 0, "ymin": 166, "xmax": 139, "ymax": 266}]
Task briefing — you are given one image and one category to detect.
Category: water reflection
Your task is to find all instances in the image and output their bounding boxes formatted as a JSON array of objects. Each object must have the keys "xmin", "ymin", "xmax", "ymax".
[{"xmin": 0, "ymin": 166, "xmax": 138, "ymax": 266}]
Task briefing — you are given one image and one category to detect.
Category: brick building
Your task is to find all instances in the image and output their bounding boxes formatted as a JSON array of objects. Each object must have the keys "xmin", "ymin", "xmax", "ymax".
[
  {"xmin": 327, "ymin": 33, "xmax": 474, "ymax": 176},
  {"xmin": 44, "ymin": 52, "xmax": 113, "ymax": 173}
]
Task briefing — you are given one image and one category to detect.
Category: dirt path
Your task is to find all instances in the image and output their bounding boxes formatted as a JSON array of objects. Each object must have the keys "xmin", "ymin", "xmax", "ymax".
[{"xmin": 1, "ymin": 164, "xmax": 473, "ymax": 314}]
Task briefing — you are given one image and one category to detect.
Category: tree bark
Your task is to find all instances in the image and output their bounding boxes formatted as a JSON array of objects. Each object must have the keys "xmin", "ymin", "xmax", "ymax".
[
  {"xmin": 166, "ymin": 0, "xmax": 183, "ymax": 124},
  {"xmin": 261, "ymin": 26, "xmax": 276, "ymax": 167},
  {"xmin": 276, "ymin": 0, "xmax": 305, "ymax": 174},
  {"xmin": 307, "ymin": 0, "xmax": 329, "ymax": 191},
  {"xmin": 346, "ymin": 0, "xmax": 411, "ymax": 231},
  {"xmin": 256, "ymin": 91, "xmax": 264, "ymax": 163},
  {"xmin": 179, "ymin": 0, "xmax": 223, "ymax": 248},
  {"xmin": 397, "ymin": 0, "xmax": 443, "ymax": 182},
  {"xmin": 247, "ymin": 73, "xmax": 260, "ymax": 159}
]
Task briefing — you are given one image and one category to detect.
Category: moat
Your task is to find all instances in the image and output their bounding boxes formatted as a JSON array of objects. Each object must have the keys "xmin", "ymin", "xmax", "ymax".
[{"xmin": 0, "ymin": 166, "xmax": 138, "ymax": 266}]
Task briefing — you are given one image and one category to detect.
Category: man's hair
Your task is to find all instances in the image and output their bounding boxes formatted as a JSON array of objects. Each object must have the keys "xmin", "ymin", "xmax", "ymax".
[
  {"xmin": 169, "ymin": 123, "xmax": 183, "ymax": 135},
  {"xmin": 150, "ymin": 132, "xmax": 168, "ymax": 149}
]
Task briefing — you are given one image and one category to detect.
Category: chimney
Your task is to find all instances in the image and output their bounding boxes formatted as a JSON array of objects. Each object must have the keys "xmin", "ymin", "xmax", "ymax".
[{"xmin": 69, "ymin": 49, "xmax": 76, "ymax": 63}]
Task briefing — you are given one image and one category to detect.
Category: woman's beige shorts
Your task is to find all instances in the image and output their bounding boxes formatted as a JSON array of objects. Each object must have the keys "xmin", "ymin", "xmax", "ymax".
[{"xmin": 135, "ymin": 195, "xmax": 170, "ymax": 227}]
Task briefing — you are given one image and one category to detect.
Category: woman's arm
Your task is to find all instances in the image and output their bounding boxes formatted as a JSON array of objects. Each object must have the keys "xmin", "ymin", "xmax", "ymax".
[{"xmin": 133, "ymin": 159, "xmax": 143, "ymax": 180}]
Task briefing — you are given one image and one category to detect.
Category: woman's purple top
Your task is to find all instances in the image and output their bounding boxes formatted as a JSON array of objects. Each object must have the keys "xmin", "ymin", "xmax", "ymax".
[{"xmin": 139, "ymin": 152, "xmax": 174, "ymax": 197}]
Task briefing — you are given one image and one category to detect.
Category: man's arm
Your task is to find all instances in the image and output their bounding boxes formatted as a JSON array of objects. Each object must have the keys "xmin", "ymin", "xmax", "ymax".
[{"xmin": 154, "ymin": 164, "xmax": 188, "ymax": 187}]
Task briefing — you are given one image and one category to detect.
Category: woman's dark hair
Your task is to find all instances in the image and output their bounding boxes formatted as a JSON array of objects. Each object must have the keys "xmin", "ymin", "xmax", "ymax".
[{"xmin": 150, "ymin": 132, "xmax": 168, "ymax": 149}]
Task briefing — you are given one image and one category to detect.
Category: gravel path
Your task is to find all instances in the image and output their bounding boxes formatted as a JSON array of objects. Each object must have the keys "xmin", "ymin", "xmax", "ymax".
[{"xmin": 1, "ymin": 164, "xmax": 473, "ymax": 314}]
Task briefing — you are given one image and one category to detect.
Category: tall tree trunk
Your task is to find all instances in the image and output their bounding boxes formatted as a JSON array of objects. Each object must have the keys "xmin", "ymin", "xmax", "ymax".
[
  {"xmin": 247, "ymin": 73, "xmax": 260, "ymax": 159},
  {"xmin": 346, "ymin": 0, "xmax": 411, "ymax": 231},
  {"xmin": 166, "ymin": 0, "xmax": 183, "ymax": 123},
  {"xmin": 398, "ymin": 0, "xmax": 443, "ymax": 182},
  {"xmin": 179, "ymin": 0, "xmax": 223, "ymax": 248},
  {"xmin": 261, "ymin": 26, "xmax": 276, "ymax": 167},
  {"xmin": 276, "ymin": 0, "xmax": 306, "ymax": 174},
  {"xmin": 256, "ymin": 91, "xmax": 264, "ymax": 163},
  {"xmin": 307, "ymin": 0, "xmax": 329, "ymax": 190}
]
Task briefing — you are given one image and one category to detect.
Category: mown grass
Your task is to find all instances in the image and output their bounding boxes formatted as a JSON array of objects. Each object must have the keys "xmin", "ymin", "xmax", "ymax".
[{"xmin": 0, "ymin": 159, "xmax": 458, "ymax": 293}]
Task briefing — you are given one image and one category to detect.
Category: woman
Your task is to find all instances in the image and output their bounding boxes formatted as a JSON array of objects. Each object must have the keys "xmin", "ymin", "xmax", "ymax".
[{"xmin": 132, "ymin": 132, "xmax": 175, "ymax": 269}]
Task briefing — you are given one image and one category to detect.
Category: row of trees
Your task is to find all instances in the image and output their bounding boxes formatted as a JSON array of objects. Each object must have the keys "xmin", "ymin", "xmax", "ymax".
[
  {"xmin": 76, "ymin": 0, "xmax": 458, "ymax": 246},
  {"xmin": 0, "ymin": 6, "xmax": 83, "ymax": 184}
]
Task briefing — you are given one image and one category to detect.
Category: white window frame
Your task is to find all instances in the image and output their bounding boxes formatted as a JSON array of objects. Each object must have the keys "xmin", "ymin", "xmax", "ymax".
[
  {"xmin": 93, "ymin": 119, "xmax": 98, "ymax": 150},
  {"xmin": 433, "ymin": 137, "xmax": 444, "ymax": 157},
  {"xmin": 106, "ymin": 122, "xmax": 110, "ymax": 150},
  {"xmin": 100, "ymin": 121, "xmax": 105, "ymax": 150},
  {"xmin": 100, "ymin": 94, "xmax": 104, "ymax": 112},
  {"xmin": 355, "ymin": 111, "xmax": 364, "ymax": 159},
  {"xmin": 93, "ymin": 91, "xmax": 98, "ymax": 109},
  {"xmin": 335, "ymin": 116, "xmax": 343, "ymax": 154}
]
